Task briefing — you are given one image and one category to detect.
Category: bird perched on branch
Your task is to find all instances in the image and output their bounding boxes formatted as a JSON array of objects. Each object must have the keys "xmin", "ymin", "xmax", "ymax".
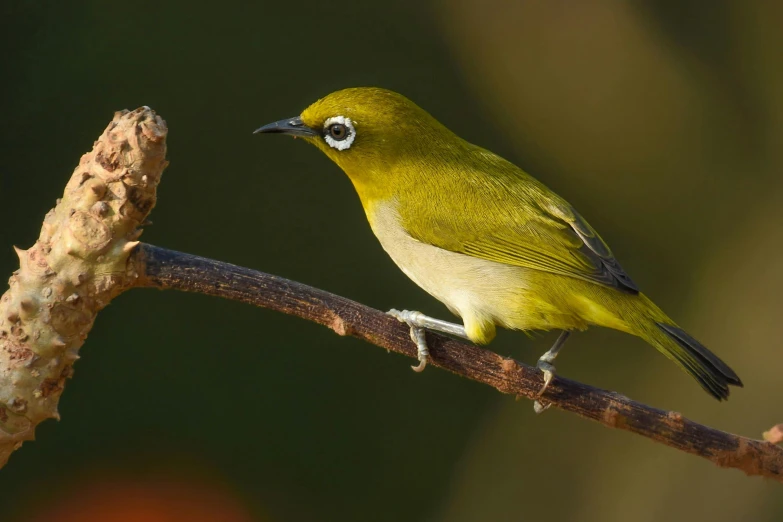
[{"xmin": 255, "ymin": 87, "xmax": 742, "ymax": 411}]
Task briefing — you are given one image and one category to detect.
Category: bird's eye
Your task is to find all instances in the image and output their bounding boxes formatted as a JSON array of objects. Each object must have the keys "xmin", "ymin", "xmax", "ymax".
[
  {"xmin": 322, "ymin": 116, "xmax": 356, "ymax": 151},
  {"xmin": 329, "ymin": 124, "xmax": 347, "ymax": 140}
]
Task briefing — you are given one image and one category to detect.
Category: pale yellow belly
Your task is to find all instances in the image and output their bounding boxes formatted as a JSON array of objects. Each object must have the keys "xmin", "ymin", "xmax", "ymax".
[{"xmin": 366, "ymin": 200, "xmax": 541, "ymax": 343}]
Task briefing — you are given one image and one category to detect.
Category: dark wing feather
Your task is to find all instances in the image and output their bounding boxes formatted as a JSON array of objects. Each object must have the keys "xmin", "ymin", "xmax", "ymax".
[{"xmin": 566, "ymin": 209, "xmax": 639, "ymax": 293}]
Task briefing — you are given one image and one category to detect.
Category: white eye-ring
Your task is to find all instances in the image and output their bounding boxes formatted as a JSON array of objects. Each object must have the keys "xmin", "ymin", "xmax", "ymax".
[{"xmin": 323, "ymin": 116, "xmax": 356, "ymax": 151}]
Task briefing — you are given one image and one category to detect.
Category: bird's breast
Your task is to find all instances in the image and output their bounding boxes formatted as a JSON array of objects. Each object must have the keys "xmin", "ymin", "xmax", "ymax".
[{"xmin": 365, "ymin": 199, "xmax": 530, "ymax": 324}]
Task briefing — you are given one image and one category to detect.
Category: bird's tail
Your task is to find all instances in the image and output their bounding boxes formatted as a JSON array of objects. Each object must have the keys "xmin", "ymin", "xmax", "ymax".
[{"xmin": 631, "ymin": 295, "xmax": 743, "ymax": 400}]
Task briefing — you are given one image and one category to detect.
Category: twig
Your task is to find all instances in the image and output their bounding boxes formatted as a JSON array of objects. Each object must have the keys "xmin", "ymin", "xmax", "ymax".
[
  {"xmin": 2, "ymin": 107, "xmax": 781, "ymax": 483},
  {"xmin": 134, "ymin": 244, "xmax": 783, "ymax": 482}
]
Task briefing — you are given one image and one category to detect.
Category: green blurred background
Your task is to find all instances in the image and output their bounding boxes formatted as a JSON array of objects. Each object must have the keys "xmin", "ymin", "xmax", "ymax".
[{"xmin": 2, "ymin": 1, "xmax": 782, "ymax": 520}]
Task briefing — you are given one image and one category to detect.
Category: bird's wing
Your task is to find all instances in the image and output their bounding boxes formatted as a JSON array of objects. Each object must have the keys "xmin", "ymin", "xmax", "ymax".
[{"xmin": 399, "ymin": 161, "xmax": 639, "ymax": 294}]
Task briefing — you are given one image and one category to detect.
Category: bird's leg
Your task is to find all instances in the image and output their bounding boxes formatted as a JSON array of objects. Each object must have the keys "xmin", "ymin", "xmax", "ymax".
[
  {"xmin": 533, "ymin": 330, "xmax": 571, "ymax": 414},
  {"xmin": 387, "ymin": 309, "xmax": 469, "ymax": 372}
]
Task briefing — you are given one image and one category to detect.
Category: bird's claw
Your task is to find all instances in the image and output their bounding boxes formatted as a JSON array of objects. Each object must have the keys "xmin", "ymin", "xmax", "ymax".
[
  {"xmin": 533, "ymin": 360, "xmax": 556, "ymax": 414},
  {"xmin": 408, "ymin": 324, "xmax": 429, "ymax": 372},
  {"xmin": 533, "ymin": 400, "xmax": 551, "ymax": 414},
  {"xmin": 536, "ymin": 361, "xmax": 556, "ymax": 397},
  {"xmin": 388, "ymin": 309, "xmax": 429, "ymax": 372}
]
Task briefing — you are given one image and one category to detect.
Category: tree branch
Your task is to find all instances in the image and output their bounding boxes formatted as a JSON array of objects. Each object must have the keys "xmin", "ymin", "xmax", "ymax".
[
  {"xmin": 2, "ymin": 107, "xmax": 781, "ymax": 484},
  {"xmin": 133, "ymin": 244, "xmax": 783, "ymax": 482}
]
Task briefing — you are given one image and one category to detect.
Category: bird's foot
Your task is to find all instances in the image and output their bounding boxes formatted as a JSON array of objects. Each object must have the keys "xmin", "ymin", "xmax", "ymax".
[
  {"xmin": 536, "ymin": 358, "xmax": 556, "ymax": 396},
  {"xmin": 532, "ymin": 330, "xmax": 571, "ymax": 414},
  {"xmin": 533, "ymin": 400, "xmax": 551, "ymax": 414},
  {"xmin": 388, "ymin": 309, "xmax": 430, "ymax": 372},
  {"xmin": 533, "ymin": 358, "xmax": 556, "ymax": 414}
]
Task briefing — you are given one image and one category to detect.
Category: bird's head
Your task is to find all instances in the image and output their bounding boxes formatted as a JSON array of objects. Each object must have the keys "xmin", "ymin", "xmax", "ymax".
[{"xmin": 255, "ymin": 88, "xmax": 459, "ymax": 190}]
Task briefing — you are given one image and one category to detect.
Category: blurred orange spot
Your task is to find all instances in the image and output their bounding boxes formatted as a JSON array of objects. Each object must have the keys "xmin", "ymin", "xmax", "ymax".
[{"xmin": 29, "ymin": 477, "xmax": 255, "ymax": 522}]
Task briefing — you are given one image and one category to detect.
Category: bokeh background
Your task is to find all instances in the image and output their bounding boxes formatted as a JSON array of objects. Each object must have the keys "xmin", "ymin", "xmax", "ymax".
[{"xmin": 2, "ymin": 1, "xmax": 783, "ymax": 520}]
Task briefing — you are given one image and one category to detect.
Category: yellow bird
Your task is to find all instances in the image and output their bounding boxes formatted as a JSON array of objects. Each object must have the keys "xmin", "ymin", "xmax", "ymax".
[{"xmin": 255, "ymin": 87, "xmax": 742, "ymax": 409}]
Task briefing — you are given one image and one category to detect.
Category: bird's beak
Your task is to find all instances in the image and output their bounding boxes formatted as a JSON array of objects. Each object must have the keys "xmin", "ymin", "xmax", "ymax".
[{"xmin": 253, "ymin": 116, "xmax": 319, "ymax": 137}]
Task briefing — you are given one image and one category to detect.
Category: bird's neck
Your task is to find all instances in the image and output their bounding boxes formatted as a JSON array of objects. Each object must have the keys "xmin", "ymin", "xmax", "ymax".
[{"xmin": 341, "ymin": 161, "xmax": 403, "ymax": 213}]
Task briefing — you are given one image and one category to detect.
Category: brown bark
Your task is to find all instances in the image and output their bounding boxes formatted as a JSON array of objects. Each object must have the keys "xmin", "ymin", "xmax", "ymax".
[
  {"xmin": 0, "ymin": 107, "xmax": 166, "ymax": 467},
  {"xmin": 134, "ymin": 244, "xmax": 783, "ymax": 482}
]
